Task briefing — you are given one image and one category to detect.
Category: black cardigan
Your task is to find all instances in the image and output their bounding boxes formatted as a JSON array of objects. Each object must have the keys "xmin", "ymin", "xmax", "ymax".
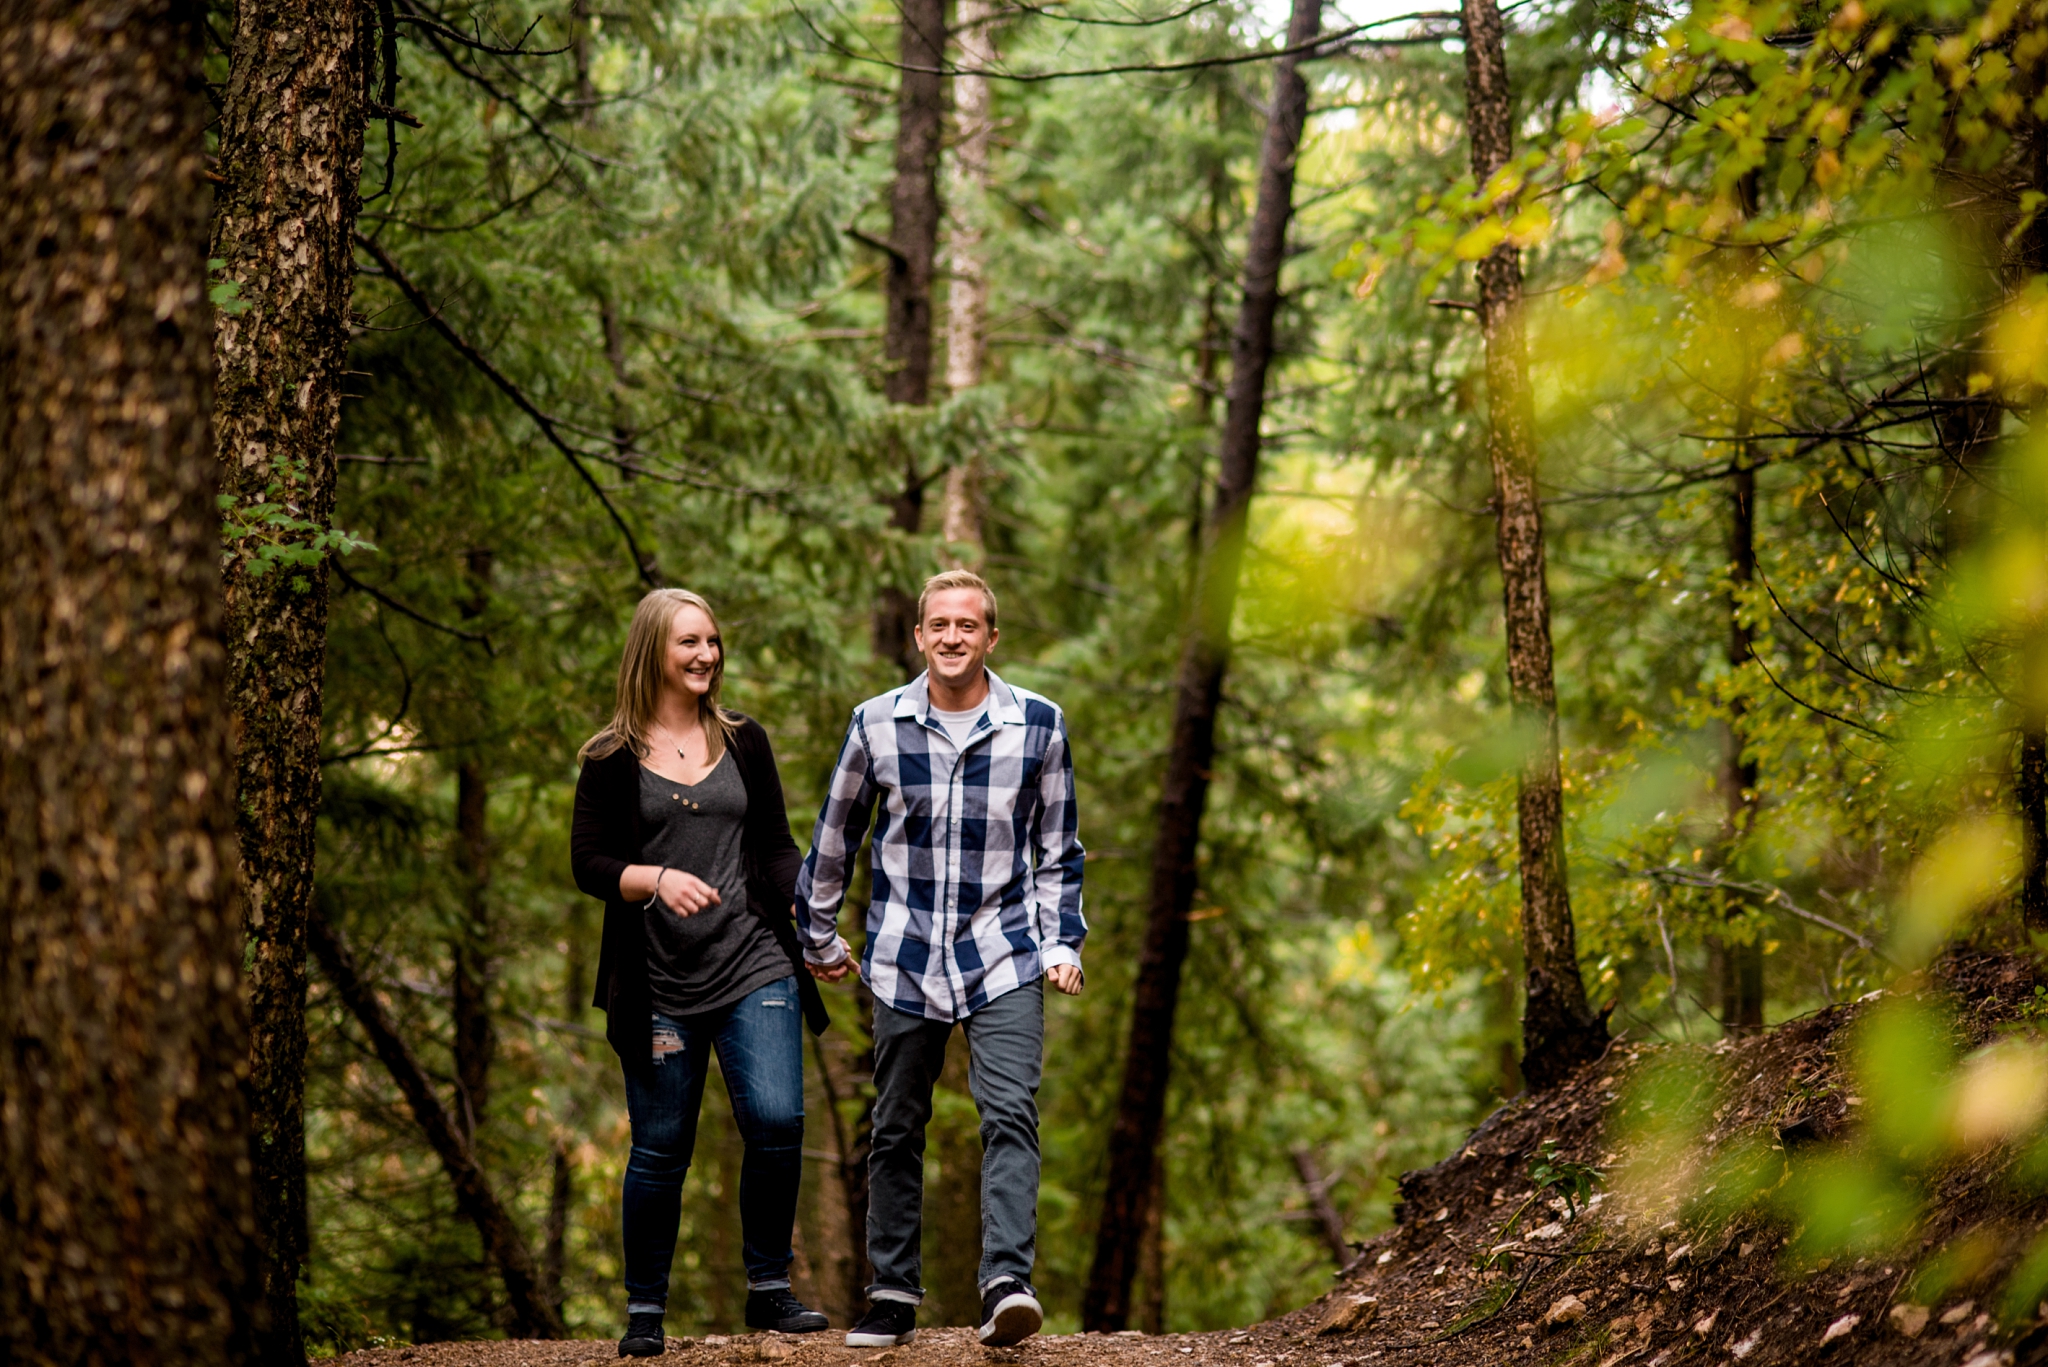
[{"xmin": 571, "ymin": 713, "xmax": 829, "ymax": 1064}]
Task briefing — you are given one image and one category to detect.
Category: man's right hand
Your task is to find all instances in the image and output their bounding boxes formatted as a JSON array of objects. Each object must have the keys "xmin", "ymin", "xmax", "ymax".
[{"xmin": 805, "ymin": 933, "xmax": 858, "ymax": 982}]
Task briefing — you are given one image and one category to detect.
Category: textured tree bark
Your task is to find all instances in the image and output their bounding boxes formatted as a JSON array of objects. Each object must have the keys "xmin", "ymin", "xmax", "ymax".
[
  {"xmin": 0, "ymin": 6, "xmax": 257, "ymax": 1362},
  {"xmin": 886, "ymin": 0, "xmax": 943, "ymax": 409},
  {"xmin": 452, "ymin": 760, "xmax": 496, "ymax": 1138},
  {"xmin": 307, "ymin": 910, "xmax": 564, "ymax": 1338},
  {"xmin": 209, "ymin": 2, "xmax": 371, "ymax": 1356},
  {"xmin": 1082, "ymin": 0, "xmax": 1322, "ymax": 1327},
  {"xmin": 1718, "ymin": 455, "xmax": 1764, "ymax": 1032},
  {"xmin": 872, "ymin": 0, "xmax": 947, "ymax": 676},
  {"xmin": 940, "ymin": 0, "xmax": 996, "ymax": 569},
  {"xmin": 1459, "ymin": 0, "xmax": 1605, "ymax": 1089}
]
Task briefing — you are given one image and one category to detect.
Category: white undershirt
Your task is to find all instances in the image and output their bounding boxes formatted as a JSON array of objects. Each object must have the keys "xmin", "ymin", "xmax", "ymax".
[{"xmin": 929, "ymin": 700, "xmax": 989, "ymax": 750}]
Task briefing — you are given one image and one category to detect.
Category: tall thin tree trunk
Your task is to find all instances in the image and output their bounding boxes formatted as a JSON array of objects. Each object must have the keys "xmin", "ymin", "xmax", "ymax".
[
  {"xmin": 886, "ymin": 0, "xmax": 943, "ymax": 409},
  {"xmin": 453, "ymin": 760, "xmax": 495, "ymax": 1137},
  {"xmin": 542, "ymin": 925, "xmax": 579, "ymax": 1318},
  {"xmin": 307, "ymin": 910, "xmax": 564, "ymax": 1338},
  {"xmin": 1083, "ymin": 0, "xmax": 1323, "ymax": 1327},
  {"xmin": 1719, "ymin": 452, "xmax": 1764, "ymax": 1032},
  {"xmin": 1459, "ymin": 0, "xmax": 1605, "ymax": 1089},
  {"xmin": 2022, "ymin": 725, "xmax": 2048, "ymax": 930},
  {"xmin": 941, "ymin": 0, "xmax": 995, "ymax": 568},
  {"xmin": 209, "ymin": 1, "xmax": 371, "ymax": 1358},
  {"xmin": 541, "ymin": 1138, "xmax": 572, "ymax": 1318},
  {"xmin": 451, "ymin": 551, "xmax": 495, "ymax": 1138},
  {"xmin": 600, "ymin": 298, "xmax": 636, "ymax": 476},
  {"xmin": 810, "ymin": 1028, "xmax": 872, "ymax": 1316},
  {"xmin": 1133, "ymin": 1155, "xmax": 1167, "ymax": 1335},
  {"xmin": 873, "ymin": 0, "xmax": 947, "ymax": 675},
  {"xmin": 0, "ymin": 7, "xmax": 257, "ymax": 1361}
]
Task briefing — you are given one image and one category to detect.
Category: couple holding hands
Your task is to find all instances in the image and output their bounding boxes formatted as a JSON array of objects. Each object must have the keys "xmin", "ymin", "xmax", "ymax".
[{"xmin": 570, "ymin": 570, "xmax": 1087, "ymax": 1356}]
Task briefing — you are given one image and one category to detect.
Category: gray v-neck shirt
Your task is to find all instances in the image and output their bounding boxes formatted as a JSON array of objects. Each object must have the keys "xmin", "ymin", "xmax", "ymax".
[{"xmin": 638, "ymin": 753, "xmax": 788, "ymax": 1017}]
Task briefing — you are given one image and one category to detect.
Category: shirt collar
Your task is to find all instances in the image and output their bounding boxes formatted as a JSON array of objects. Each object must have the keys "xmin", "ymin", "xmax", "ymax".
[{"xmin": 893, "ymin": 668, "xmax": 1027, "ymax": 729}]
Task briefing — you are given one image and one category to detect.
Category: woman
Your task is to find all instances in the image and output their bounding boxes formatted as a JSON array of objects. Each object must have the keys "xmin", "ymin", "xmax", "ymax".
[{"xmin": 571, "ymin": 589, "xmax": 836, "ymax": 1355}]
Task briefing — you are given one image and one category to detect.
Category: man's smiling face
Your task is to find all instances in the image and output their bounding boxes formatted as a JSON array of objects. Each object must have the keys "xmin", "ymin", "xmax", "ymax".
[{"xmin": 914, "ymin": 586, "xmax": 997, "ymax": 692}]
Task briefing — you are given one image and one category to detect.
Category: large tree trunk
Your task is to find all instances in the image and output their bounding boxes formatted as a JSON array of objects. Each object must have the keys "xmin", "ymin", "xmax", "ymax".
[
  {"xmin": 307, "ymin": 910, "xmax": 564, "ymax": 1338},
  {"xmin": 209, "ymin": 2, "xmax": 371, "ymax": 1358},
  {"xmin": 940, "ymin": 0, "xmax": 995, "ymax": 568},
  {"xmin": 1082, "ymin": 0, "xmax": 1323, "ymax": 1327},
  {"xmin": 0, "ymin": 6, "xmax": 257, "ymax": 1362},
  {"xmin": 1459, "ymin": 0, "xmax": 1605, "ymax": 1089}
]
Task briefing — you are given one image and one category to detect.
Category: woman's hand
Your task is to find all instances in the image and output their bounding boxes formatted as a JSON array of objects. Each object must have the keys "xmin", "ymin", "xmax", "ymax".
[
  {"xmin": 620, "ymin": 864, "xmax": 722, "ymax": 916},
  {"xmin": 654, "ymin": 869, "xmax": 721, "ymax": 916}
]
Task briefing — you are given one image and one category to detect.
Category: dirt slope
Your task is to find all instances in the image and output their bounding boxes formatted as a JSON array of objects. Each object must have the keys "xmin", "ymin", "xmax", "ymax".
[{"xmin": 328, "ymin": 952, "xmax": 2048, "ymax": 1367}]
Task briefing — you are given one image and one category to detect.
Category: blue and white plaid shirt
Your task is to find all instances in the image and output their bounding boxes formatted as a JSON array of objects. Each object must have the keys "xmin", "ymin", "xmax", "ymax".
[{"xmin": 794, "ymin": 669, "xmax": 1086, "ymax": 1022}]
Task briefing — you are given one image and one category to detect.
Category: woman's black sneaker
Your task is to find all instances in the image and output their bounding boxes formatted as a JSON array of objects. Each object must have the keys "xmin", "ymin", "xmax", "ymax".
[
  {"xmin": 844, "ymin": 1297, "xmax": 918, "ymax": 1346},
  {"xmin": 977, "ymin": 1278, "xmax": 1043, "ymax": 1347},
  {"xmin": 619, "ymin": 1311, "xmax": 667, "ymax": 1357},
  {"xmin": 746, "ymin": 1287, "xmax": 829, "ymax": 1333}
]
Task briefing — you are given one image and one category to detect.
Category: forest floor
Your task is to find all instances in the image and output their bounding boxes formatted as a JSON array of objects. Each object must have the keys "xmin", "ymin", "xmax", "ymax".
[{"xmin": 329, "ymin": 950, "xmax": 2048, "ymax": 1367}]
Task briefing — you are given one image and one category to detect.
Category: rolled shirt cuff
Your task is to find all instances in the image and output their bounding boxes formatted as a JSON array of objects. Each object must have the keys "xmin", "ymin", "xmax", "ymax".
[{"xmin": 804, "ymin": 935, "xmax": 850, "ymax": 967}]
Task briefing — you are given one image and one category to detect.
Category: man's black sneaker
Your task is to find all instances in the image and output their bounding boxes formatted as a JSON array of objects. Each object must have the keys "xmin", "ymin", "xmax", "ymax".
[
  {"xmin": 844, "ymin": 1298, "xmax": 918, "ymax": 1347},
  {"xmin": 746, "ymin": 1287, "xmax": 829, "ymax": 1333},
  {"xmin": 619, "ymin": 1311, "xmax": 666, "ymax": 1357},
  {"xmin": 977, "ymin": 1278, "xmax": 1043, "ymax": 1347}
]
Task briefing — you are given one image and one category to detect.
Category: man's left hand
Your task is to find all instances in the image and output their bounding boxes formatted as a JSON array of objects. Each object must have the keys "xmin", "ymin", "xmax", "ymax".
[{"xmin": 1046, "ymin": 963, "xmax": 1083, "ymax": 996}]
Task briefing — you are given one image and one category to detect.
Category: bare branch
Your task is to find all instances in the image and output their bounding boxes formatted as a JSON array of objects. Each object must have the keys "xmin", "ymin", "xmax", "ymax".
[
  {"xmin": 308, "ymin": 910, "xmax": 567, "ymax": 1336},
  {"xmin": 332, "ymin": 560, "xmax": 495, "ymax": 652},
  {"xmin": 1620, "ymin": 864, "xmax": 1901, "ymax": 969},
  {"xmin": 393, "ymin": 0, "xmax": 570, "ymax": 55},
  {"xmin": 353, "ymin": 232, "xmax": 660, "ymax": 587},
  {"xmin": 792, "ymin": 2, "xmax": 1450, "ymax": 82}
]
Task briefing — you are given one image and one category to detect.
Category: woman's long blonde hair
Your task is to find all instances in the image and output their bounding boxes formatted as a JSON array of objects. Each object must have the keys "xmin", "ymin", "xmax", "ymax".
[{"xmin": 580, "ymin": 588, "xmax": 738, "ymax": 764}]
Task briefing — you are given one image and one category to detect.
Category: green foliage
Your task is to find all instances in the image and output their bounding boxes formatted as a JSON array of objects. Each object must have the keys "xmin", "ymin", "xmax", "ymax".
[
  {"xmin": 1528, "ymin": 1139, "xmax": 1602, "ymax": 1219},
  {"xmin": 280, "ymin": 0, "xmax": 2048, "ymax": 1342},
  {"xmin": 207, "ymin": 257, "xmax": 250, "ymax": 315},
  {"xmin": 219, "ymin": 453, "xmax": 375, "ymax": 592}
]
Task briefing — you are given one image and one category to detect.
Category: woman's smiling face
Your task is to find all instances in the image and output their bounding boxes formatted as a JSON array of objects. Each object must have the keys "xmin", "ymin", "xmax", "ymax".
[{"xmin": 662, "ymin": 603, "xmax": 721, "ymax": 704}]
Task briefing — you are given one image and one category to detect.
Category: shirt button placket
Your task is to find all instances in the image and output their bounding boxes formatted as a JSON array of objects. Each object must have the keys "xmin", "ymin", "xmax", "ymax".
[{"xmin": 948, "ymin": 751, "xmax": 966, "ymax": 1016}]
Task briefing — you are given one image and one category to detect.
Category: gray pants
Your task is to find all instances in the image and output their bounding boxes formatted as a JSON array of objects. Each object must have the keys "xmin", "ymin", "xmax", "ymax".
[{"xmin": 867, "ymin": 979, "xmax": 1043, "ymax": 1299}]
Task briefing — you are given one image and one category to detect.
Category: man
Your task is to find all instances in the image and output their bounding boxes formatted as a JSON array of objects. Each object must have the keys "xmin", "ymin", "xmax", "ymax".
[{"xmin": 796, "ymin": 568, "xmax": 1086, "ymax": 1348}]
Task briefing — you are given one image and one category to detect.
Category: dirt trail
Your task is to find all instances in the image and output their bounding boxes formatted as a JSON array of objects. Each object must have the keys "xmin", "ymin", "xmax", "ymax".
[
  {"xmin": 327, "ymin": 951, "xmax": 2048, "ymax": 1367},
  {"xmin": 325, "ymin": 1323, "xmax": 1315, "ymax": 1367}
]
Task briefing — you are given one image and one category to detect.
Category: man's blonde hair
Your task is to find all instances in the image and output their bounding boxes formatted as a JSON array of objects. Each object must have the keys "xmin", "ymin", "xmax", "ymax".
[{"xmin": 917, "ymin": 569, "xmax": 998, "ymax": 629}]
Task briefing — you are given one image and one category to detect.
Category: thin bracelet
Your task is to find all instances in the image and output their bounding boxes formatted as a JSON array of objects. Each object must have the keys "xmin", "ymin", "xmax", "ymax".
[{"xmin": 642, "ymin": 867, "xmax": 673, "ymax": 910}]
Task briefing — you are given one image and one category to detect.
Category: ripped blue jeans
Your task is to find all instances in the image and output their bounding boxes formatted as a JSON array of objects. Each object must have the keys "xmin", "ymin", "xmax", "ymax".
[{"xmin": 621, "ymin": 976, "xmax": 805, "ymax": 1311}]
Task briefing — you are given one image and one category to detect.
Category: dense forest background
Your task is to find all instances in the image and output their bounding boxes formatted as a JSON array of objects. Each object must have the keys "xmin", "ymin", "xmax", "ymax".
[{"xmin": 142, "ymin": 0, "xmax": 2048, "ymax": 1347}]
